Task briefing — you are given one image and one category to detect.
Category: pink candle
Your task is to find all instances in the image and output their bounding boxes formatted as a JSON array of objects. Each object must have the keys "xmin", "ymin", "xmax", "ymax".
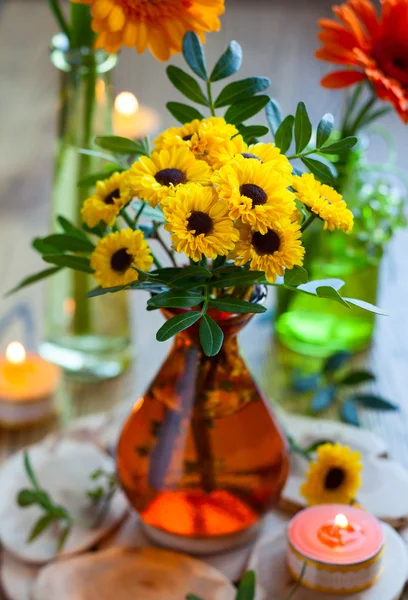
[{"xmin": 287, "ymin": 505, "xmax": 384, "ymax": 593}]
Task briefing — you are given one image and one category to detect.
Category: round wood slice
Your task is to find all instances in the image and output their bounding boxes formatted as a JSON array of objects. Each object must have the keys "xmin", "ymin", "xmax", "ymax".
[
  {"xmin": 280, "ymin": 414, "xmax": 388, "ymax": 457},
  {"xmin": 98, "ymin": 510, "xmax": 291, "ymax": 582},
  {"xmin": 32, "ymin": 547, "xmax": 236, "ymax": 600},
  {"xmin": 282, "ymin": 455, "xmax": 408, "ymax": 528},
  {"xmin": 0, "ymin": 439, "xmax": 128, "ymax": 564},
  {"xmin": 0, "ymin": 552, "xmax": 40, "ymax": 600},
  {"xmin": 247, "ymin": 523, "xmax": 408, "ymax": 600}
]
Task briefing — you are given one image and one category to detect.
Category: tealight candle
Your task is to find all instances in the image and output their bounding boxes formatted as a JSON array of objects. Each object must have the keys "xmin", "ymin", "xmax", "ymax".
[
  {"xmin": 287, "ymin": 505, "xmax": 384, "ymax": 594},
  {"xmin": 113, "ymin": 92, "xmax": 160, "ymax": 139},
  {"xmin": 0, "ymin": 342, "xmax": 61, "ymax": 428}
]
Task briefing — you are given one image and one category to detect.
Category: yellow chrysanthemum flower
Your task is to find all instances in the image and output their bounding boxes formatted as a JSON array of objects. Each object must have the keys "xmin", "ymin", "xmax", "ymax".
[
  {"xmin": 81, "ymin": 171, "xmax": 131, "ymax": 228},
  {"xmin": 90, "ymin": 229, "xmax": 153, "ymax": 288},
  {"xmin": 163, "ymin": 183, "xmax": 239, "ymax": 263},
  {"xmin": 212, "ymin": 155, "xmax": 296, "ymax": 234},
  {"xmin": 292, "ymin": 173, "xmax": 354, "ymax": 233},
  {"xmin": 300, "ymin": 443, "xmax": 363, "ymax": 506},
  {"xmin": 124, "ymin": 147, "xmax": 212, "ymax": 208},
  {"xmin": 71, "ymin": 0, "xmax": 224, "ymax": 60},
  {"xmin": 154, "ymin": 117, "xmax": 239, "ymax": 168},
  {"xmin": 233, "ymin": 221, "xmax": 305, "ymax": 284},
  {"xmin": 211, "ymin": 140, "xmax": 293, "ymax": 178}
]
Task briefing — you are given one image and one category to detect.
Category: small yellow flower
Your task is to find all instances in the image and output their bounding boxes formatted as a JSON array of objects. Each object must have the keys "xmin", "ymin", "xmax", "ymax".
[
  {"xmin": 212, "ymin": 155, "xmax": 296, "ymax": 233},
  {"xmin": 154, "ymin": 117, "xmax": 239, "ymax": 168},
  {"xmin": 233, "ymin": 221, "xmax": 305, "ymax": 284},
  {"xmin": 300, "ymin": 443, "xmax": 363, "ymax": 506},
  {"xmin": 209, "ymin": 135, "xmax": 248, "ymax": 170},
  {"xmin": 124, "ymin": 147, "xmax": 212, "ymax": 208},
  {"xmin": 90, "ymin": 229, "xmax": 153, "ymax": 288},
  {"xmin": 163, "ymin": 183, "xmax": 239, "ymax": 263},
  {"xmin": 292, "ymin": 173, "xmax": 354, "ymax": 233},
  {"xmin": 211, "ymin": 140, "xmax": 293, "ymax": 177},
  {"xmin": 81, "ymin": 171, "xmax": 131, "ymax": 228}
]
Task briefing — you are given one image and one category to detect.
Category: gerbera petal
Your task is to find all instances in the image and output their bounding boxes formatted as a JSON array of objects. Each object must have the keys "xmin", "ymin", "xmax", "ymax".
[
  {"xmin": 321, "ymin": 69, "xmax": 367, "ymax": 88},
  {"xmin": 348, "ymin": 0, "xmax": 380, "ymax": 37},
  {"xmin": 333, "ymin": 4, "xmax": 369, "ymax": 46},
  {"xmin": 148, "ymin": 27, "xmax": 172, "ymax": 61},
  {"xmin": 92, "ymin": 0, "xmax": 114, "ymax": 20},
  {"xmin": 108, "ymin": 4, "xmax": 125, "ymax": 32}
]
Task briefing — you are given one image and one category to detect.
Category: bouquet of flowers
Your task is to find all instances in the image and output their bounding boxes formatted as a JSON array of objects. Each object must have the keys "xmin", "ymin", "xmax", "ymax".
[{"xmin": 11, "ymin": 32, "xmax": 384, "ymax": 356}]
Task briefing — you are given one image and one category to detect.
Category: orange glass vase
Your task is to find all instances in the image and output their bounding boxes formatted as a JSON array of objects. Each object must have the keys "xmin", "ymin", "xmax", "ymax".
[{"xmin": 117, "ymin": 291, "xmax": 289, "ymax": 552}]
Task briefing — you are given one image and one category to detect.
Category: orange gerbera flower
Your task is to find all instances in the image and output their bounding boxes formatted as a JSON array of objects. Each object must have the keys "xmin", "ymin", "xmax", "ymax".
[
  {"xmin": 316, "ymin": 0, "xmax": 408, "ymax": 122},
  {"xmin": 71, "ymin": 0, "xmax": 225, "ymax": 61}
]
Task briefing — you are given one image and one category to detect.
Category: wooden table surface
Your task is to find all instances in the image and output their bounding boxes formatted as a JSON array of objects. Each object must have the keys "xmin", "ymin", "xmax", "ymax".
[{"xmin": 0, "ymin": 0, "xmax": 408, "ymax": 466}]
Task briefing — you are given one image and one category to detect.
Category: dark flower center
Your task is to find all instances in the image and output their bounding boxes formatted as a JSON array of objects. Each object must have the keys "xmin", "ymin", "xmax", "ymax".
[
  {"xmin": 240, "ymin": 183, "xmax": 267, "ymax": 207},
  {"xmin": 104, "ymin": 188, "xmax": 120, "ymax": 205},
  {"xmin": 392, "ymin": 56, "xmax": 406, "ymax": 70},
  {"xmin": 155, "ymin": 168, "xmax": 186, "ymax": 187},
  {"xmin": 252, "ymin": 230, "xmax": 281, "ymax": 255},
  {"xmin": 324, "ymin": 467, "xmax": 346, "ymax": 490},
  {"xmin": 187, "ymin": 211, "xmax": 213, "ymax": 236},
  {"xmin": 110, "ymin": 248, "xmax": 133, "ymax": 272},
  {"xmin": 182, "ymin": 134, "xmax": 193, "ymax": 141},
  {"xmin": 241, "ymin": 152, "xmax": 262, "ymax": 162}
]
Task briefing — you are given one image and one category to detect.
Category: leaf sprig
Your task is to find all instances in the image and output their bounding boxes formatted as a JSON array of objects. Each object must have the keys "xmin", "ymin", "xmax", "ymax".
[{"xmin": 17, "ymin": 452, "xmax": 74, "ymax": 551}]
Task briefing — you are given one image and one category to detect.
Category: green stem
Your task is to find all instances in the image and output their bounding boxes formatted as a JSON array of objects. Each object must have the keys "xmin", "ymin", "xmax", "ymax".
[
  {"xmin": 134, "ymin": 203, "xmax": 145, "ymax": 226},
  {"xmin": 287, "ymin": 148, "xmax": 317, "ymax": 160},
  {"xmin": 121, "ymin": 209, "xmax": 135, "ymax": 229},
  {"xmin": 206, "ymin": 80, "xmax": 216, "ymax": 116},
  {"xmin": 46, "ymin": 0, "xmax": 71, "ymax": 41},
  {"xmin": 70, "ymin": 3, "xmax": 94, "ymax": 49},
  {"xmin": 300, "ymin": 213, "xmax": 317, "ymax": 233},
  {"xmin": 153, "ymin": 222, "xmax": 178, "ymax": 267},
  {"xmin": 285, "ymin": 562, "xmax": 307, "ymax": 600},
  {"xmin": 73, "ymin": 53, "xmax": 97, "ymax": 335},
  {"xmin": 346, "ymin": 94, "xmax": 377, "ymax": 136}
]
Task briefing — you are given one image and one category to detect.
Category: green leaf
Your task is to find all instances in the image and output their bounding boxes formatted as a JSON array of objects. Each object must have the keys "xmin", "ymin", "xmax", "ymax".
[
  {"xmin": 274, "ymin": 115, "xmax": 294, "ymax": 154},
  {"xmin": 294, "ymin": 102, "xmax": 312, "ymax": 153},
  {"xmin": 182, "ymin": 32, "xmax": 207, "ymax": 80},
  {"xmin": 341, "ymin": 399, "xmax": 360, "ymax": 426},
  {"xmin": 301, "ymin": 156, "xmax": 334, "ymax": 185},
  {"xmin": 87, "ymin": 285, "xmax": 128, "ymax": 298},
  {"xmin": 17, "ymin": 489, "xmax": 37, "ymax": 507},
  {"xmin": 352, "ymin": 394, "xmax": 399, "ymax": 411},
  {"xmin": 311, "ymin": 385, "xmax": 336, "ymax": 414},
  {"xmin": 33, "ymin": 237, "xmax": 62, "ymax": 256},
  {"xmin": 211, "ymin": 270, "xmax": 264, "ymax": 288},
  {"xmin": 78, "ymin": 148, "xmax": 117, "ymax": 162},
  {"xmin": 166, "ymin": 102, "xmax": 205, "ymax": 125},
  {"xmin": 6, "ymin": 266, "xmax": 62, "ymax": 296},
  {"xmin": 316, "ymin": 285, "xmax": 351, "ymax": 307},
  {"xmin": 24, "ymin": 452, "xmax": 40, "ymax": 490},
  {"xmin": 199, "ymin": 314, "xmax": 224, "ymax": 357},
  {"xmin": 186, "ymin": 596, "xmax": 203, "ymax": 600},
  {"xmin": 214, "ymin": 77, "xmax": 270, "ymax": 108},
  {"xmin": 305, "ymin": 440, "xmax": 334, "ymax": 454},
  {"xmin": 209, "ymin": 297, "xmax": 266, "ymax": 314},
  {"xmin": 166, "ymin": 66, "xmax": 208, "ymax": 106},
  {"xmin": 343, "ymin": 297, "xmax": 389, "ymax": 316},
  {"xmin": 265, "ymin": 98, "xmax": 282, "ymax": 136},
  {"xmin": 94, "ymin": 136, "xmax": 145, "ymax": 155},
  {"xmin": 324, "ymin": 351, "xmax": 352, "ymax": 374},
  {"xmin": 339, "ymin": 371, "xmax": 376, "ymax": 386},
  {"xmin": 43, "ymin": 255, "xmax": 94, "ymax": 274},
  {"xmin": 316, "ymin": 114, "xmax": 334, "ymax": 148},
  {"xmin": 210, "ymin": 40, "xmax": 242, "ymax": 82},
  {"xmin": 77, "ymin": 165, "xmax": 124, "ymax": 187},
  {"xmin": 132, "ymin": 200, "xmax": 165, "ymax": 223},
  {"xmin": 156, "ymin": 311, "xmax": 202, "ymax": 342},
  {"xmin": 57, "ymin": 524, "xmax": 72, "ymax": 552},
  {"xmin": 236, "ymin": 571, "xmax": 256, "ymax": 600},
  {"xmin": 57, "ymin": 217, "xmax": 91, "ymax": 242},
  {"xmin": 292, "ymin": 372, "xmax": 320, "ymax": 393},
  {"xmin": 171, "ymin": 265, "xmax": 212, "ymax": 281},
  {"xmin": 41, "ymin": 234, "xmax": 94, "ymax": 253},
  {"xmin": 148, "ymin": 290, "xmax": 204, "ymax": 309},
  {"xmin": 284, "ymin": 266, "xmax": 308, "ymax": 287},
  {"xmin": 297, "ymin": 278, "xmax": 345, "ymax": 295},
  {"xmin": 319, "ymin": 137, "xmax": 358, "ymax": 154},
  {"xmin": 28, "ymin": 515, "xmax": 55, "ymax": 543},
  {"xmin": 238, "ymin": 125, "xmax": 269, "ymax": 142},
  {"xmin": 224, "ymin": 95, "xmax": 270, "ymax": 126}
]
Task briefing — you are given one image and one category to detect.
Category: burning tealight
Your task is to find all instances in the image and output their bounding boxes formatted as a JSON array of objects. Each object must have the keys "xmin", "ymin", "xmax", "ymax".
[
  {"xmin": 0, "ymin": 342, "xmax": 61, "ymax": 428},
  {"xmin": 287, "ymin": 505, "xmax": 385, "ymax": 594},
  {"xmin": 113, "ymin": 91, "xmax": 160, "ymax": 139}
]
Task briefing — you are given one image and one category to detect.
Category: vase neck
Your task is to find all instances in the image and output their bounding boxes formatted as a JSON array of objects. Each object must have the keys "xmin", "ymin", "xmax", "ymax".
[{"xmin": 50, "ymin": 33, "xmax": 117, "ymax": 74}]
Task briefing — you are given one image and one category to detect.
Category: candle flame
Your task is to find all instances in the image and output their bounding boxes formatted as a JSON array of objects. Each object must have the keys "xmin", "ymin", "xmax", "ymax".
[
  {"xmin": 115, "ymin": 92, "xmax": 139, "ymax": 116},
  {"xmin": 334, "ymin": 513, "xmax": 349, "ymax": 529},
  {"xmin": 6, "ymin": 342, "xmax": 26, "ymax": 365}
]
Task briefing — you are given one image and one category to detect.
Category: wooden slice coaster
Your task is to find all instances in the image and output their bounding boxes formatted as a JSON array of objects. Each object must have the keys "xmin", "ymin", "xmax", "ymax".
[
  {"xmin": 32, "ymin": 547, "xmax": 236, "ymax": 600},
  {"xmin": 0, "ymin": 439, "xmax": 128, "ymax": 564},
  {"xmin": 281, "ymin": 414, "xmax": 388, "ymax": 457},
  {"xmin": 247, "ymin": 523, "xmax": 408, "ymax": 600},
  {"xmin": 282, "ymin": 454, "xmax": 408, "ymax": 529}
]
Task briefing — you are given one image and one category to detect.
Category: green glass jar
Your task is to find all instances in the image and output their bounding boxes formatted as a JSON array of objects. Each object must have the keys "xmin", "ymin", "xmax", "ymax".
[{"xmin": 40, "ymin": 34, "xmax": 131, "ymax": 380}]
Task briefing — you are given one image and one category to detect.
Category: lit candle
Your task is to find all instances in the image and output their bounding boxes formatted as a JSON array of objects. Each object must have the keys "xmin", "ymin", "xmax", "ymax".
[
  {"xmin": 113, "ymin": 92, "xmax": 160, "ymax": 139},
  {"xmin": 287, "ymin": 505, "xmax": 384, "ymax": 594},
  {"xmin": 0, "ymin": 342, "xmax": 61, "ymax": 428}
]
